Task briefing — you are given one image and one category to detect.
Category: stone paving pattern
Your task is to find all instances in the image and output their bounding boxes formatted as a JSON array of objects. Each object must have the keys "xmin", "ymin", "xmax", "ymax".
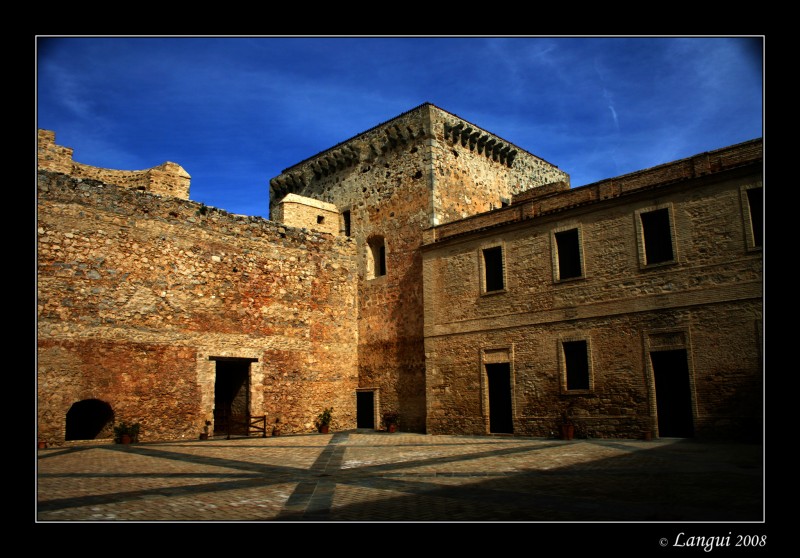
[{"xmin": 36, "ymin": 432, "xmax": 763, "ymax": 522}]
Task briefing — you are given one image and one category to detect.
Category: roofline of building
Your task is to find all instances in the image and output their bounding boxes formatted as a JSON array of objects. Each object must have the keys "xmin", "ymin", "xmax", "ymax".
[
  {"xmin": 423, "ymin": 137, "xmax": 763, "ymax": 246},
  {"xmin": 278, "ymin": 102, "xmax": 561, "ymax": 175}
]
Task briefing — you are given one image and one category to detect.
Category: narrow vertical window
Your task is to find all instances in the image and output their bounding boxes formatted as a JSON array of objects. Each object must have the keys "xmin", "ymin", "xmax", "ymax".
[
  {"xmin": 377, "ymin": 244, "xmax": 387, "ymax": 276},
  {"xmin": 554, "ymin": 228, "xmax": 583, "ymax": 280},
  {"xmin": 640, "ymin": 208, "xmax": 675, "ymax": 265},
  {"xmin": 746, "ymin": 187, "xmax": 762, "ymax": 248},
  {"xmin": 483, "ymin": 246, "xmax": 505, "ymax": 292},
  {"xmin": 563, "ymin": 340, "xmax": 590, "ymax": 391},
  {"xmin": 342, "ymin": 210, "xmax": 351, "ymax": 237},
  {"xmin": 367, "ymin": 236, "xmax": 386, "ymax": 279}
]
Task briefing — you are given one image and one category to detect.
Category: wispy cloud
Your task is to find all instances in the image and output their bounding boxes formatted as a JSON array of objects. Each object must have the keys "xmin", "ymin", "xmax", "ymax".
[{"xmin": 603, "ymin": 88, "xmax": 620, "ymax": 132}]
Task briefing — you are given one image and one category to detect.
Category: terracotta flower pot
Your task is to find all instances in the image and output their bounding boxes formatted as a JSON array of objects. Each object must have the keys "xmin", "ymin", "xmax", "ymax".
[
  {"xmin": 560, "ymin": 424, "xmax": 574, "ymax": 440},
  {"xmin": 387, "ymin": 424, "xmax": 397, "ymax": 433},
  {"xmin": 120, "ymin": 434, "xmax": 132, "ymax": 444},
  {"xmin": 319, "ymin": 425, "xmax": 330, "ymax": 434},
  {"xmin": 38, "ymin": 441, "xmax": 47, "ymax": 450}
]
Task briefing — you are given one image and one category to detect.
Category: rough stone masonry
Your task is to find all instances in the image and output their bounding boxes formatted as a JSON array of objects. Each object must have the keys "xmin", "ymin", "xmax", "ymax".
[{"xmin": 37, "ymin": 103, "xmax": 763, "ymax": 445}]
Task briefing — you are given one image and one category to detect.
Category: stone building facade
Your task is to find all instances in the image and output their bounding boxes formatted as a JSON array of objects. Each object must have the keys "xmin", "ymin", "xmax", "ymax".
[
  {"xmin": 421, "ymin": 139, "xmax": 763, "ymax": 440},
  {"xmin": 36, "ymin": 103, "xmax": 763, "ymax": 445}
]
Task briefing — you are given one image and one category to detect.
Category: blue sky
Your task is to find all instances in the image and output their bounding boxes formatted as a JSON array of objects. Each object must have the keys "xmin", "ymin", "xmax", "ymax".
[{"xmin": 36, "ymin": 36, "xmax": 763, "ymax": 219}]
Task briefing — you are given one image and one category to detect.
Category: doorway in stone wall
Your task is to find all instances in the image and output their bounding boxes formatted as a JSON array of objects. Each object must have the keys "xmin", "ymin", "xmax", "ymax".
[
  {"xmin": 486, "ymin": 363, "xmax": 513, "ymax": 434},
  {"xmin": 356, "ymin": 390, "xmax": 375, "ymax": 429},
  {"xmin": 213, "ymin": 359, "xmax": 252, "ymax": 436},
  {"xmin": 651, "ymin": 349, "xmax": 695, "ymax": 438},
  {"xmin": 65, "ymin": 399, "xmax": 114, "ymax": 441}
]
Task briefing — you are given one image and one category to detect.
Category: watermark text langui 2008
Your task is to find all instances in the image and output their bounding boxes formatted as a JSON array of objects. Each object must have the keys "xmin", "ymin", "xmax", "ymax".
[{"xmin": 658, "ymin": 533, "xmax": 767, "ymax": 551}]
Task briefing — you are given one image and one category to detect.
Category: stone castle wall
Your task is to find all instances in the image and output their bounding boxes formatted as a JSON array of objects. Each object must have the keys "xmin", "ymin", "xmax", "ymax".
[
  {"xmin": 37, "ymin": 104, "xmax": 762, "ymax": 444},
  {"xmin": 422, "ymin": 141, "xmax": 763, "ymax": 440},
  {"xmin": 37, "ymin": 129, "xmax": 191, "ymax": 200},
  {"xmin": 272, "ymin": 194, "xmax": 341, "ymax": 236},
  {"xmin": 428, "ymin": 107, "xmax": 569, "ymax": 225},
  {"xmin": 37, "ymin": 168, "xmax": 358, "ymax": 445},
  {"xmin": 268, "ymin": 103, "xmax": 568, "ymax": 432},
  {"xmin": 270, "ymin": 106, "xmax": 434, "ymax": 431}
]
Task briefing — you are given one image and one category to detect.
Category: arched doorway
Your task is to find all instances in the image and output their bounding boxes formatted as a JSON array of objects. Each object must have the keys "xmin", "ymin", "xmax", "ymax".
[{"xmin": 65, "ymin": 399, "xmax": 114, "ymax": 441}]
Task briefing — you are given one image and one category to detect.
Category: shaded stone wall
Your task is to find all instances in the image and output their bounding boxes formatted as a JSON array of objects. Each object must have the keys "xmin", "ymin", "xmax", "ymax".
[
  {"xmin": 429, "ymin": 107, "xmax": 569, "ymax": 226},
  {"xmin": 270, "ymin": 105, "xmax": 433, "ymax": 432},
  {"xmin": 422, "ymin": 146, "xmax": 763, "ymax": 440},
  {"xmin": 37, "ymin": 169, "xmax": 358, "ymax": 445}
]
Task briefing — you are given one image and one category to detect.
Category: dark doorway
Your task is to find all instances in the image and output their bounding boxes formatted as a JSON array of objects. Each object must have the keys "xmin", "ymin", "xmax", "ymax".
[
  {"xmin": 486, "ymin": 363, "xmax": 513, "ymax": 433},
  {"xmin": 651, "ymin": 349, "xmax": 694, "ymax": 437},
  {"xmin": 65, "ymin": 399, "xmax": 114, "ymax": 441},
  {"xmin": 357, "ymin": 391, "xmax": 375, "ymax": 429},
  {"xmin": 214, "ymin": 360, "xmax": 250, "ymax": 436}
]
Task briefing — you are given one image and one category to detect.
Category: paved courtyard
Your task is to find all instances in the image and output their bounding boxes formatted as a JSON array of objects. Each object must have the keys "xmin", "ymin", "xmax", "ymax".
[{"xmin": 36, "ymin": 431, "xmax": 763, "ymax": 523}]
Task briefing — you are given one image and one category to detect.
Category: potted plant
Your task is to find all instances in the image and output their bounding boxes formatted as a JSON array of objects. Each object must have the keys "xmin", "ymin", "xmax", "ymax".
[
  {"xmin": 114, "ymin": 421, "xmax": 140, "ymax": 444},
  {"xmin": 315, "ymin": 407, "xmax": 333, "ymax": 434},
  {"xmin": 272, "ymin": 417, "xmax": 281, "ymax": 437},
  {"xmin": 200, "ymin": 420, "xmax": 211, "ymax": 440},
  {"xmin": 383, "ymin": 410, "xmax": 400, "ymax": 433}
]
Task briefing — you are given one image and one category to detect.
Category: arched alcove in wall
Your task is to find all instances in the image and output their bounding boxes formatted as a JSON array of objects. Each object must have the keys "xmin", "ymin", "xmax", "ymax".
[{"xmin": 65, "ymin": 399, "xmax": 115, "ymax": 441}]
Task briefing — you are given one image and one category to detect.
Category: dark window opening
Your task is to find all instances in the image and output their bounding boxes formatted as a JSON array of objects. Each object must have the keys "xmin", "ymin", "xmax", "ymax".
[
  {"xmin": 641, "ymin": 208, "xmax": 674, "ymax": 264},
  {"xmin": 563, "ymin": 340, "xmax": 590, "ymax": 390},
  {"xmin": 368, "ymin": 237, "xmax": 386, "ymax": 278},
  {"xmin": 746, "ymin": 187, "xmax": 762, "ymax": 247},
  {"xmin": 342, "ymin": 210, "xmax": 351, "ymax": 237},
  {"xmin": 378, "ymin": 245, "xmax": 386, "ymax": 276},
  {"xmin": 483, "ymin": 246, "xmax": 505, "ymax": 292},
  {"xmin": 555, "ymin": 228, "xmax": 582, "ymax": 279},
  {"xmin": 317, "ymin": 215, "xmax": 325, "ymax": 225},
  {"xmin": 500, "ymin": 197, "xmax": 510, "ymax": 208}
]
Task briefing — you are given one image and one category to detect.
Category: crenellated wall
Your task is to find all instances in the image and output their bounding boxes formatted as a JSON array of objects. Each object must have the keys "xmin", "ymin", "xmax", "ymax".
[{"xmin": 37, "ymin": 129, "xmax": 191, "ymax": 200}]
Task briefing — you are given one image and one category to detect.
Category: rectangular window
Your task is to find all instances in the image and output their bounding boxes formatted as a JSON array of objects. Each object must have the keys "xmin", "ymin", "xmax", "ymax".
[
  {"xmin": 554, "ymin": 228, "xmax": 583, "ymax": 280},
  {"xmin": 378, "ymin": 245, "xmax": 387, "ymax": 276},
  {"xmin": 367, "ymin": 237, "xmax": 386, "ymax": 279},
  {"xmin": 342, "ymin": 210, "xmax": 351, "ymax": 237},
  {"xmin": 563, "ymin": 340, "xmax": 590, "ymax": 391},
  {"xmin": 483, "ymin": 246, "xmax": 505, "ymax": 292},
  {"xmin": 640, "ymin": 208, "xmax": 675, "ymax": 265},
  {"xmin": 746, "ymin": 187, "xmax": 762, "ymax": 248}
]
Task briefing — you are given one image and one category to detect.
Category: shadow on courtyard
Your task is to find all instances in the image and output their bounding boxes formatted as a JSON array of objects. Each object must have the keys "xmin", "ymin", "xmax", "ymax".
[{"xmin": 36, "ymin": 431, "xmax": 763, "ymax": 523}]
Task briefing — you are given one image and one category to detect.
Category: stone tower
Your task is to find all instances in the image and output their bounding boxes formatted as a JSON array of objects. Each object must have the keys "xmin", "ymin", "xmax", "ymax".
[{"xmin": 269, "ymin": 103, "xmax": 569, "ymax": 432}]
